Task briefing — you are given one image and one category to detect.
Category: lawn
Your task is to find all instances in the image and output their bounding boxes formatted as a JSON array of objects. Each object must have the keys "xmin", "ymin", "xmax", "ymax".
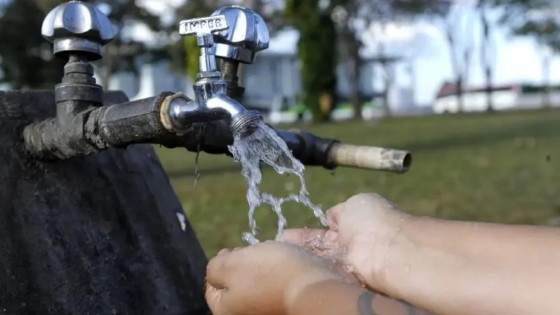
[{"xmin": 155, "ymin": 109, "xmax": 560, "ymax": 257}]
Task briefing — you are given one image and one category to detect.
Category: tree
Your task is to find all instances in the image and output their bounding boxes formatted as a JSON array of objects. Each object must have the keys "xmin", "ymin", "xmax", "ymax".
[
  {"xmin": 285, "ymin": 0, "xmax": 337, "ymax": 122},
  {"xmin": 495, "ymin": 0, "xmax": 560, "ymax": 50},
  {"xmin": 439, "ymin": 3, "xmax": 476, "ymax": 113},
  {"xmin": 478, "ymin": 0, "xmax": 497, "ymax": 112},
  {"xmin": 87, "ymin": 0, "xmax": 161, "ymax": 89},
  {"xmin": 492, "ymin": 0, "xmax": 560, "ymax": 107},
  {"xmin": 329, "ymin": 0, "xmax": 446, "ymax": 118},
  {"xmin": 0, "ymin": 0, "xmax": 65, "ymax": 89}
]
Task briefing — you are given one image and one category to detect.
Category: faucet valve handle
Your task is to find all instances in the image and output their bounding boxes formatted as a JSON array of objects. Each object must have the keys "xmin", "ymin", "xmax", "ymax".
[
  {"xmin": 211, "ymin": 6, "xmax": 269, "ymax": 64},
  {"xmin": 42, "ymin": 1, "xmax": 114, "ymax": 60},
  {"xmin": 179, "ymin": 15, "xmax": 229, "ymax": 78}
]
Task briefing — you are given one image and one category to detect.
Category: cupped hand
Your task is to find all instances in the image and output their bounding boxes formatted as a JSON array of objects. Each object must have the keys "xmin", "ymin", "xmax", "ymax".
[
  {"xmin": 284, "ymin": 193, "xmax": 412, "ymax": 291},
  {"xmin": 205, "ymin": 241, "xmax": 353, "ymax": 315}
]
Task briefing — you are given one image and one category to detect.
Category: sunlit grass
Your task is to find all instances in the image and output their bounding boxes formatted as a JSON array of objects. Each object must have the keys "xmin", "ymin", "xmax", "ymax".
[{"xmin": 156, "ymin": 109, "xmax": 560, "ymax": 257}]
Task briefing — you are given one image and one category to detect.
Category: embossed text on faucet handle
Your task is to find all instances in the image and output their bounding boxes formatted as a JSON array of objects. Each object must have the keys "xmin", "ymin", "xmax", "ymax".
[
  {"xmin": 178, "ymin": 15, "xmax": 229, "ymax": 77},
  {"xmin": 179, "ymin": 16, "xmax": 228, "ymax": 37}
]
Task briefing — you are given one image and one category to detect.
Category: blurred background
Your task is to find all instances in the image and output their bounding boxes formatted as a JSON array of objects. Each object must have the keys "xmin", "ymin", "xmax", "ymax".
[{"xmin": 1, "ymin": 0, "xmax": 559, "ymax": 256}]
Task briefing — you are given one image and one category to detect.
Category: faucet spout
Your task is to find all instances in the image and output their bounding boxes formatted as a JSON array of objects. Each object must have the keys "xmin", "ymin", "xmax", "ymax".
[
  {"xmin": 168, "ymin": 96, "xmax": 229, "ymax": 126},
  {"xmin": 166, "ymin": 92, "xmax": 261, "ymax": 136},
  {"xmin": 206, "ymin": 94, "xmax": 261, "ymax": 136},
  {"xmin": 166, "ymin": 83, "xmax": 261, "ymax": 137}
]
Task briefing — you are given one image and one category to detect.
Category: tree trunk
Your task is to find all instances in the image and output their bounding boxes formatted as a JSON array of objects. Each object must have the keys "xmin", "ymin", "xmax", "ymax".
[
  {"xmin": 446, "ymin": 25, "xmax": 462, "ymax": 113},
  {"xmin": 350, "ymin": 58, "xmax": 363, "ymax": 120},
  {"xmin": 485, "ymin": 67, "xmax": 493, "ymax": 112},
  {"xmin": 0, "ymin": 90, "xmax": 209, "ymax": 314},
  {"xmin": 456, "ymin": 77, "xmax": 464, "ymax": 113},
  {"xmin": 542, "ymin": 52, "xmax": 551, "ymax": 108},
  {"xmin": 346, "ymin": 36, "xmax": 363, "ymax": 120},
  {"xmin": 380, "ymin": 59, "xmax": 395, "ymax": 117},
  {"xmin": 479, "ymin": 4, "xmax": 494, "ymax": 112}
]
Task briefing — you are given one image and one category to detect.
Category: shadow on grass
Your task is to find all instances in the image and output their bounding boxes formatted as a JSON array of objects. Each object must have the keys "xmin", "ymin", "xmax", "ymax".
[{"xmin": 402, "ymin": 120, "xmax": 560, "ymax": 152}]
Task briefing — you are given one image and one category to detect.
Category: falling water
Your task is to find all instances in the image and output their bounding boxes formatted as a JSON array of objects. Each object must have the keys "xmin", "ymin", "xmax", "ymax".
[{"xmin": 228, "ymin": 120, "xmax": 328, "ymax": 244}]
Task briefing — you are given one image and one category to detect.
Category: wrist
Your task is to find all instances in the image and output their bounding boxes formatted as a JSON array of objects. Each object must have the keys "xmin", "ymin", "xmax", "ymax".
[
  {"xmin": 285, "ymin": 279, "xmax": 362, "ymax": 315},
  {"xmin": 379, "ymin": 215, "xmax": 441, "ymax": 302},
  {"xmin": 358, "ymin": 212, "xmax": 421, "ymax": 295}
]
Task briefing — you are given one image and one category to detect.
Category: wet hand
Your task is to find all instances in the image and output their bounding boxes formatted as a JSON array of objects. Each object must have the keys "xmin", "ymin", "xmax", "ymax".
[
  {"xmin": 205, "ymin": 241, "xmax": 351, "ymax": 315},
  {"xmin": 284, "ymin": 193, "xmax": 412, "ymax": 291}
]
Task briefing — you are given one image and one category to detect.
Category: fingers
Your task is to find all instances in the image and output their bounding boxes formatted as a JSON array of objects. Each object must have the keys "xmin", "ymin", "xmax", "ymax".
[
  {"xmin": 206, "ymin": 248, "xmax": 240, "ymax": 289},
  {"xmin": 205, "ymin": 283, "xmax": 234, "ymax": 315},
  {"xmin": 205, "ymin": 283, "xmax": 223, "ymax": 313},
  {"xmin": 327, "ymin": 193, "xmax": 393, "ymax": 226},
  {"xmin": 283, "ymin": 229, "xmax": 328, "ymax": 245},
  {"xmin": 326, "ymin": 202, "xmax": 345, "ymax": 230},
  {"xmin": 206, "ymin": 247, "xmax": 248, "ymax": 290},
  {"xmin": 347, "ymin": 193, "xmax": 395, "ymax": 210},
  {"xmin": 206, "ymin": 254, "xmax": 228, "ymax": 290}
]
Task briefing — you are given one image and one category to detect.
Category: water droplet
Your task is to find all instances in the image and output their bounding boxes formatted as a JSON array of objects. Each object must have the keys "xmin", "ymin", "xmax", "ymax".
[
  {"xmin": 242, "ymin": 232, "xmax": 260, "ymax": 245},
  {"xmin": 176, "ymin": 212, "xmax": 187, "ymax": 232},
  {"xmin": 193, "ymin": 149, "xmax": 201, "ymax": 191}
]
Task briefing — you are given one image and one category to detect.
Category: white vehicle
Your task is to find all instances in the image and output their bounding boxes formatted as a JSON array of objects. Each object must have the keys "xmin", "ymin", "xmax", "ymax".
[{"xmin": 433, "ymin": 83, "xmax": 560, "ymax": 114}]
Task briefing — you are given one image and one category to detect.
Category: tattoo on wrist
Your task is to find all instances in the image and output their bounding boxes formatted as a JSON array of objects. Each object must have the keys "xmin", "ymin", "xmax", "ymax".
[
  {"xmin": 357, "ymin": 291, "xmax": 378, "ymax": 315},
  {"xmin": 357, "ymin": 291, "xmax": 431, "ymax": 315}
]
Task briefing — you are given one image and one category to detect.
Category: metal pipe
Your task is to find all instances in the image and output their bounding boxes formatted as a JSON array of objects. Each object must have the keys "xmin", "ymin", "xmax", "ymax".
[
  {"xmin": 274, "ymin": 130, "xmax": 411, "ymax": 173},
  {"xmin": 85, "ymin": 92, "xmax": 176, "ymax": 149},
  {"xmin": 24, "ymin": 91, "xmax": 412, "ymax": 173},
  {"xmin": 327, "ymin": 144, "xmax": 411, "ymax": 173},
  {"xmin": 220, "ymin": 59, "xmax": 244, "ymax": 101},
  {"xmin": 23, "ymin": 92, "xmax": 183, "ymax": 159}
]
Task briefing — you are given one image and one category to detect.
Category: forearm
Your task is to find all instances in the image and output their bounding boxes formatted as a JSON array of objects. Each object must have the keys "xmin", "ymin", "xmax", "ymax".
[
  {"xmin": 288, "ymin": 280, "xmax": 429, "ymax": 315},
  {"xmin": 384, "ymin": 216, "xmax": 560, "ymax": 314}
]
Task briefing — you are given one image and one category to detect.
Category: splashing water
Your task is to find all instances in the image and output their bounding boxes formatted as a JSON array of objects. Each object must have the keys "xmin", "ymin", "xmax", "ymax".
[{"xmin": 228, "ymin": 120, "xmax": 328, "ymax": 244}]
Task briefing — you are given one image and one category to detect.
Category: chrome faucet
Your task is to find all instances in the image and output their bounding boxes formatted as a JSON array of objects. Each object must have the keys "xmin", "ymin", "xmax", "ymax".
[
  {"xmin": 165, "ymin": 13, "xmax": 263, "ymax": 137},
  {"xmin": 211, "ymin": 6, "xmax": 270, "ymax": 100},
  {"xmin": 21, "ymin": 1, "xmax": 412, "ymax": 173}
]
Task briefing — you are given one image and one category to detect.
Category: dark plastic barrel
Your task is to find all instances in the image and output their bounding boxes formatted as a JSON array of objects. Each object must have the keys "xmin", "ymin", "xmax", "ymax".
[{"xmin": 0, "ymin": 90, "xmax": 209, "ymax": 314}]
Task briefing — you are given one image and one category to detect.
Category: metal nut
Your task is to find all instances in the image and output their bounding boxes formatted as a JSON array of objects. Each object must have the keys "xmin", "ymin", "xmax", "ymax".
[
  {"xmin": 41, "ymin": 1, "xmax": 114, "ymax": 60},
  {"xmin": 211, "ymin": 6, "xmax": 269, "ymax": 63}
]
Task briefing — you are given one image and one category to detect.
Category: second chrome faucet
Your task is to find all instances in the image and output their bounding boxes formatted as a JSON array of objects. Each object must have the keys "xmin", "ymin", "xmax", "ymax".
[{"xmin": 164, "ymin": 9, "xmax": 267, "ymax": 137}]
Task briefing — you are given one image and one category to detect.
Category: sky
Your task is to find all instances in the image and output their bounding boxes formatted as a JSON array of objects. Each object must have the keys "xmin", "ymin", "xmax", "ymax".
[{"xmin": 139, "ymin": 0, "xmax": 560, "ymax": 106}]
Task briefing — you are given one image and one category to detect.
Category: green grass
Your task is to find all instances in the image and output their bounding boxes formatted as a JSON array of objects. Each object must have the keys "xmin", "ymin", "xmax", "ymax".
[{"xmin": 155, "ymin": 109, "xmax": 560, "ymax": 257}]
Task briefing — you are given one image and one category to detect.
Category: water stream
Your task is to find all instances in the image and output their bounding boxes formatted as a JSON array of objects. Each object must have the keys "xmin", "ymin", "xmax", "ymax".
[{"xmin": 228, "ymin": 120, "xmax": 328, "ymax": 244}]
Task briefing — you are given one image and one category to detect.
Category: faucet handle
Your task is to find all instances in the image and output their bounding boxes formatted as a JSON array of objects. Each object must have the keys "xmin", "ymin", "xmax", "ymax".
[
  {"xmin": 41, "ymin": 1, "xmax": 114, "ymax": 60},
  {"xmin": 211, "ymin": 6, "xmax": 269, "ymax": 64},
  {"xmin": 179, "ymin": 15, "xmax": 229, "ymax": 77}
]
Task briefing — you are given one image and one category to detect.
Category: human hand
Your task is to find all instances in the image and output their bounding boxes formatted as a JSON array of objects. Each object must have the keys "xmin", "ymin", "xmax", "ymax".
[
  {"xmin": 284, "ymin": 193, "xmax": 413, "ymax": 292},
  {"xmin": 205, "ymin": 241, "xmax": 352, "ymax": 315}
]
